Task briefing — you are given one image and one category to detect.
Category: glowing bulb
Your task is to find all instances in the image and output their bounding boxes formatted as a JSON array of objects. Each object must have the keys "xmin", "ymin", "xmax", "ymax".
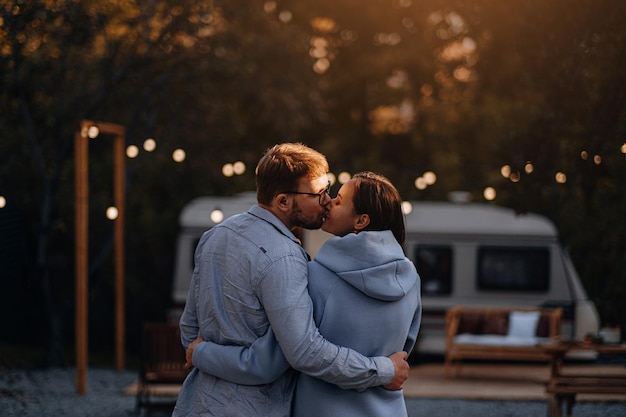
[
  {"xmin": 524, "ymin": 162, "xmax": 534, "ymax": 174},
  {"xmin": 87, "ymin": 126, "xmax": 99, "ymax": 139},
  {"xmin": 143, "ymin": 138, "xmax": 156, "ymax": 152},
  {"xmin": 233, "ymin": 161, "xmax": 246, "ymax": 175},
  {"xmin": 423, "ymin": 171, "xmax": 437, "ymax": 185},
  {"xmin": 483, "ymin": 187, "xmax": 496, "ymax": 201},
  {"xmin": 414, "ymin": 177, "xmax": 427, "ymax": 190},
  {"xmin": 106, "ymin": 206, "xmax": 119, "ymax": 220},
  {"xmin": 126, "ymin": 145, "xmax": 139, "ymax": 158},
  {"xmin": 338, "ymin": 171, "xmax": 351, "ymax": 184},
  {"xmin": 222, "ymin": 163, "xmax": 234, "ymax": 177},
  {"xmin": 210, "ymin": 209, "xmax": 224, "ymax": 223},
  {"xmin": 172, "ymin": 148, "xmax": 186, "ymax": 162}
]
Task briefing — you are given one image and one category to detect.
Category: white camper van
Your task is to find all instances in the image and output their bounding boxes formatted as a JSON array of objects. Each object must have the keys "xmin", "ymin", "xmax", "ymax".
[{"xmin": 172, "ymin": 192, "xmax": 600, "ymax": 355}]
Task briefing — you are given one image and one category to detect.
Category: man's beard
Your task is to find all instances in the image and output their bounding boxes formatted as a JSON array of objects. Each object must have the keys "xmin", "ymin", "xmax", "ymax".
[{"xmin": 290, "ymin": 200, "xmax": 326, "ymax": 230}]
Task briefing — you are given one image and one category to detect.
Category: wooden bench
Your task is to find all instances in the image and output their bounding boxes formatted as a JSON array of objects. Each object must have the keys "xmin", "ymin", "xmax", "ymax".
[
  {"xmin": 445, "ymin": 306, "xmax": 562, "ymax": 378},
  {"xmin": 136, "ymin": 322, "xmax": 189, "ymax": 415},
  {"xmin": 546, "ymin": 376, "xmax": 626, "ymax": 417},
  {"xmin": 542, "ymin": 342, "xmax": 626, "ymax": 417}
]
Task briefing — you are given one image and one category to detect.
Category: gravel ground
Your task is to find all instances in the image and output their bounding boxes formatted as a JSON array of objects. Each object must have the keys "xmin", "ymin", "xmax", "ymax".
[{"xmin": 1, "ymin": 367, "xmax": 625, "ymax": 417}]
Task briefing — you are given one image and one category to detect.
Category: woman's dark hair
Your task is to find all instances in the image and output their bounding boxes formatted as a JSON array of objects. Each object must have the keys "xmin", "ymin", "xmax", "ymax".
[
  {"xmin": 255, "ymin": 143, "xmax": 329, "ymax": 205},
  {"xmin": 351, "ymin": 171, "xmax": 406, "ymax": 245}
]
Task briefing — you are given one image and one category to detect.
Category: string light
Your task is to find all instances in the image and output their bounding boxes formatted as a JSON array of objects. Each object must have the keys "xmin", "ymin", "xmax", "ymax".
[
  {"xmin": 143, "ymin": 138, "xmax": 156, "ymax": 152},
  {"xmin": 172, "ymin": 149, "xmax": 186, "ymax": 162},
  {"xmin": 126, "ymin": 145, "xmax": 139, "ymax": 158},
  {"xmin": 87, "ymin": 126, "xmax": 99, "ymax": 139},
  {"xmin": 338, "ymin": 171, "xmax": 351, "ymax": 184},
  {"xmin": 210, "ymin": 209, "xmax": 224, "ymax": 223}
]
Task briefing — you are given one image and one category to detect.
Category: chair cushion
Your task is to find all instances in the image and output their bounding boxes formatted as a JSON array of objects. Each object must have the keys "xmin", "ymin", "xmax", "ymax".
[{"xmin": 507, "ymin": 311, "xmax": 540, "ymax": 338}]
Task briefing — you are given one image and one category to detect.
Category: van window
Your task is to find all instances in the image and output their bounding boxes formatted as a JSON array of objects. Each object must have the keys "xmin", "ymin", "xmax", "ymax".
[
  {"xmin": 477, "ymin": 247, "xmax": 549, "ymax": 291},
  {"xmin": 414, "ymin": 246, "xmax": 453, "ymax": 296}
]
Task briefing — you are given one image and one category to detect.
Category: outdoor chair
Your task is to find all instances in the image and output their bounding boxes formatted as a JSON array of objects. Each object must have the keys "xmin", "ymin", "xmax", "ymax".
[{"xmin": 136, "ymin": 321, "xmax": 189, "ymax": 415}]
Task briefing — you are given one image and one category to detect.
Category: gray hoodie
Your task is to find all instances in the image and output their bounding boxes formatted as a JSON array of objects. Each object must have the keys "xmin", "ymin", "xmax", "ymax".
[{"xmin": 293, "ymin": 230, "xmax": 422, "ymax": 417}]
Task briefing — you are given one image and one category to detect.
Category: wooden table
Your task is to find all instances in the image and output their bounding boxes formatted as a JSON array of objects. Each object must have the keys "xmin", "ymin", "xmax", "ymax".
[{"xmin": 540, "ymin": 341, "xmax": 626, "ymax": 417}]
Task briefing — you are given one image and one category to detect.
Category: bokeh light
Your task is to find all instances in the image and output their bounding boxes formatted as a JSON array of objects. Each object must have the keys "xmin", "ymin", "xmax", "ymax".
[
  {"xmin": 143, "ymin": 138, "xmax": 156, "ymax": 152},
  {"xmin": 414, "ymin": 177, "xmax": 427, "ymax": 190},
  {"xmin": 313, "ymin": 58, "xmax": 330, "ymax": 74},
  {"xmin": 500, "ymin": 165, "xmax": 511, "ymax": 178},
  {"xmin": 483, "ymin": 187, "xmax": 496, "ymax": 201},
  {"xmin": 327, "ymin": 172, "xmax": 337, "ymax": 186},
  {"xmin": 172, "ymin": 148, "xmax": 186, "ymax": 162},
  {"xmin": 0, "ymin": 196, "xmax": 6, "ymax": 208},
  {"xmin": 222, "ymin": 163, "xmax": 234, "ymax": 177},
  {"xmin": 87, "ymin": 126, "xmax": 99, "ymax": 139},
  {"xmin": 310, "ymin": 36, "xmax": 329, "ymax": 59},
  {"xmin": 402, "ymin": 201, "xmax": 413, "ymax": 215},
  {"xmin": 423, "ymin": 171, "xmax": 437, "ymax": 185},
  {"xmin": 524, "ymin": 162, "xmax": 534, "ymax": 174},
  {"xmin": 106, "ymin": 206, "xmax": 119, "ymax": 220},
  {"xmin": 210, "ymin": 209, "xmax": 224, "ymax": 223},
  {"xmin": 278, "ymin": 10, "xmax": 292, "ymax": 23},
  {"xmin": 338, "ymin": 171, "xmax": 352, "ymax": 184},
  {"xmin": 126, "ymin": 145, "xmax": 139, "ymax": 158},
  {"xmin": 263, "ymin": 1, "xmax": 276, "ymax": 13},
  {"xmin": 555, "ymin": 172, "xmax": 567, "ymax": 184},
  {"xmin": 233, "ymin": 161, "xmax": 246, "ymax": 175}
]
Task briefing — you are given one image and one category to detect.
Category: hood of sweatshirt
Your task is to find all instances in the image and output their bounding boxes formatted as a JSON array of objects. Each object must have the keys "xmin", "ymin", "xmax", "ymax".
[{"xmin": 312, "ymin": 230, "xmax": 417, "ymax": 301}]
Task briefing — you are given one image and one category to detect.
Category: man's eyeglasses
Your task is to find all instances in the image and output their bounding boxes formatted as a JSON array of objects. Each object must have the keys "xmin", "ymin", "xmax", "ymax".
[{"xmin": 281, "ymin": 181, "xmax": 331, "ymax": 205}]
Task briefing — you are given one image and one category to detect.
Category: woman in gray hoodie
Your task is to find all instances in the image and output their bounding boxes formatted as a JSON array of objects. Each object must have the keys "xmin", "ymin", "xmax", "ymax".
[
  {"xmin": 185, "ymin": 171, "xmax": 422, "ymax": 417},
  {"xmin": 291, "ymin": 171, "xmax": 422, "ymax": 416}
]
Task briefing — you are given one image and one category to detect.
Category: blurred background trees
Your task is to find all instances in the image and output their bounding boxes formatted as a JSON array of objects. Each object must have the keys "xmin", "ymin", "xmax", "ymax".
[{"xmin": 1, "ymin": 0, "xmax": 624, "ymax": 366}]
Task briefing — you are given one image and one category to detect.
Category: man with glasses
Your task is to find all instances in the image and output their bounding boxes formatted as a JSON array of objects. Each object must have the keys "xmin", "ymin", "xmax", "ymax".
[
  {"xmin": 282, "ymin": 180, "xmax": 332, "ymax": 205},
  {"xmin": 173, "ymin": 143, "xmax": 409, "ymax": 417}
]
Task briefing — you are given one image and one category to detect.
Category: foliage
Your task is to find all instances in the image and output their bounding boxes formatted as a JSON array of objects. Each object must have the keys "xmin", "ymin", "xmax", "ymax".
[
  {"xmin": 1, "ymin": 0, "xmax": 319, "ymax": 364},
  {"xmin": 1, "ymin": 0, "xmax": 625, "ymax": 364}
]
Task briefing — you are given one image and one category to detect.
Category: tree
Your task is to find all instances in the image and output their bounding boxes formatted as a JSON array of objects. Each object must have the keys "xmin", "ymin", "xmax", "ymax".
[
  {"xmin": 0, "ymin": 0, "xmax": 319, "ymax": 364},
  {"xmin": 2, "ymin": 0, "xmax": 625, "ymax": 364}
]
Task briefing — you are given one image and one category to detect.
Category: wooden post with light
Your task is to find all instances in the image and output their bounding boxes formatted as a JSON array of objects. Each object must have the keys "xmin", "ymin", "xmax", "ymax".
[{"xmin": 74, "ymin": 120, "xmax": 126, "ymax": 394}]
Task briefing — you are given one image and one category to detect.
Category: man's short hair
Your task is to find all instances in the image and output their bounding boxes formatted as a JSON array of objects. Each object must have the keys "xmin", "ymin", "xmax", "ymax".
[{"xmin": 256, "ymin": 143, "xmax": 329, "ymax": 205}]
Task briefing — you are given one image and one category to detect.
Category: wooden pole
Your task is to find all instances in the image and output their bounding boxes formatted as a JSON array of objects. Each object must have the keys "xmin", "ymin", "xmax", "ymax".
[
  {"xmin": 75, "ymin": 122, "xmax": 89, "ymax": 395},
  {"xmin": 113, "ymin": 132, "xmax": 126, "ymax": 371},
  {"xmin": 74, "ymin": 120, "xmax": 126, "ymax": 393}
]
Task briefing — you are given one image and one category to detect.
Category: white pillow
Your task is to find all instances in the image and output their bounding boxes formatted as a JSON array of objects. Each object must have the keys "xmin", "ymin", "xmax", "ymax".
[{"xmin": 507, "ymin": 311, "xmax": 540, "ymax": 339}]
